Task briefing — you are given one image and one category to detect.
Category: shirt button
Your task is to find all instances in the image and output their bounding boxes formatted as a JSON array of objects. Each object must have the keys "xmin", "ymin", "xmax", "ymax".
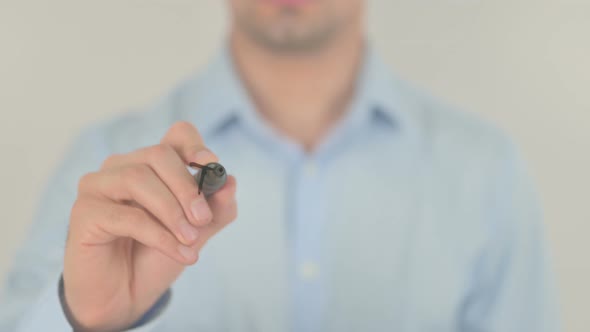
[
  {"xmin": 303, "ymin": 160, "xmax": 317, "ymax": 177},
  {"xmin": 299, "ymin": 261, "xmax": 320, "ymax": 281}
]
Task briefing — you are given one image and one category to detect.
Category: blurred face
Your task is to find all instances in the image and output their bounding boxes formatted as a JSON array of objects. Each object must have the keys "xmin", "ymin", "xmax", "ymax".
[{"xmin": 228, "ymin": 0, "xmax": 364, "ymax": 53}]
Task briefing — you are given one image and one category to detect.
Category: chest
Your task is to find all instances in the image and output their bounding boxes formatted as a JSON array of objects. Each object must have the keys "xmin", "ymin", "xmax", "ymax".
[{"xmin": 199, "ymin": 134, "xmax": 487, "ymax": 331}]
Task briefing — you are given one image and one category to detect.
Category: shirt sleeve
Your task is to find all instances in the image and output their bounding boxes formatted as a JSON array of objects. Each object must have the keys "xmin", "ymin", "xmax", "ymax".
[
  {"xmin": 459, "ymin": 141, "xmax": 561, "ymax": 331},
  {"xmin": 14, "ymin": 273, "xmax": 170, "ymax": 332},
  {"xmin": 0, "ymin": 125, "xmax": 170, "ymax": 332}
]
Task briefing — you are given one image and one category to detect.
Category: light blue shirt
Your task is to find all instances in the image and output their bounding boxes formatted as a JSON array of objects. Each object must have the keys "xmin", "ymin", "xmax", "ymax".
[{"xmin": 1, "ymin": 45, "xmax": 560, "ymax": 331}]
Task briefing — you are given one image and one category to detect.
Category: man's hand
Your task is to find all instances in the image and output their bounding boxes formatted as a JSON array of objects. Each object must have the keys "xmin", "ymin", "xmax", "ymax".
[{"xmin": 62, "ymin": 121, "xmax": 237, "ymax": 331}]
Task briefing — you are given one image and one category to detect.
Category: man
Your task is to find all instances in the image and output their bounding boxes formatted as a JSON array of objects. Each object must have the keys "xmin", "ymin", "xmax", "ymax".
[{"xmin": 1, "ymin": 0, "xmax": 559, "ymax": 331}]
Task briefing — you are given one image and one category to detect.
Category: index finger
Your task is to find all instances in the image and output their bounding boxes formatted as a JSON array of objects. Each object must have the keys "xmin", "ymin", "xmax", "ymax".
[{"xmin": 161, "ymin": 121, "xmax": 218, "ymax": 165}]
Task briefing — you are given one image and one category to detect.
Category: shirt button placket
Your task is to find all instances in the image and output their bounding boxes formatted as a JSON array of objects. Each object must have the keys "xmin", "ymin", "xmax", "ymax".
[{"xmin": 292, "ymin": 156, "xmax": 324, "ymax": 332}]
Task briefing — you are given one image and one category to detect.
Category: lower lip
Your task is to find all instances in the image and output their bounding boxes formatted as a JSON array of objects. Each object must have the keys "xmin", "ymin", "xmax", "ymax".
[{"xmin": 266, "ymin": 0, "xmax": 312, "ymax": 6}]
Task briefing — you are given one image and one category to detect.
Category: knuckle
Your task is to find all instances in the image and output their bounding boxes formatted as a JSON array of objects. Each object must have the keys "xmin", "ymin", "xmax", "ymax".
[
  {"xmin": 77, "ymin": 172, "xmax": 96, "ymax": 194},
  {"xmin": 170, "ymin": 121, "xmax": 195, "ymax": 134},
  {"xmin": 122, "ymin": 164, "xmax": 152, "ymax": 184},
  {"xmin": 100, "ymin": 153, "xmax": 122, "ymax": 170},
  {"xmin": 147, "ymin": 144, "xmax": 174, "ymax": 162}
]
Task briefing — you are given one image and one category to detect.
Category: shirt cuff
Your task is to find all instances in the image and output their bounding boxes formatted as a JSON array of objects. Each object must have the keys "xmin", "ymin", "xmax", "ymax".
[
  {"xmin": 128, "ymin": 288, "xmax": 171, "ymax": 329},
  {"xmin": 16, "ymin": 274, "xmax": 171, "ymax": 332}
]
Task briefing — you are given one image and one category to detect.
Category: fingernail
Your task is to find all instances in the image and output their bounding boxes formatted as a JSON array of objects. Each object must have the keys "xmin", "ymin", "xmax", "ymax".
[
  {"xmin": 178, "ymin": 244, "xmax": 196, "ymax": 261},
  {"xmin": 179, "ymin": 220, "xmax": 199, "ymax": 243},
  {"xmin": 191, "ymin": 197, "xmax": 212, "ymax": 224},
  {"xmin": 194, "ymin": 149, "xmax": 216, "ymax": 163}
]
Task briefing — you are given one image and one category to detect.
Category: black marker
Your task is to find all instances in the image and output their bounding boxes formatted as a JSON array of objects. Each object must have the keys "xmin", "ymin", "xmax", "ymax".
[{"xmin": 189, "ymin": 162, "xmax": 227, "ymax": 197}]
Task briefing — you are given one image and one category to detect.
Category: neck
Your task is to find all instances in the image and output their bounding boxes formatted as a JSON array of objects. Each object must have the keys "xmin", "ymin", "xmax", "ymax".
[{"xmin": 230, "ymin": 24, "xmax": 365, "ymax": 152}]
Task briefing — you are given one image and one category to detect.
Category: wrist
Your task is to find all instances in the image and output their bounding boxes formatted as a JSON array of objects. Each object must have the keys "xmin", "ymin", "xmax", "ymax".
[{"xmin": 59, "ymin": 275, "xmax": 130, "ymax": 332}]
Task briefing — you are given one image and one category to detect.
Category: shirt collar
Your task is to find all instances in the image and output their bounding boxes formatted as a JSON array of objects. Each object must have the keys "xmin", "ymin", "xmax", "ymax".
[
  {"xmin": 176, "ymin": 43, "xmax": 259, "ymax": 139},
  {"xmin": 177, "ymin": 41, "xmax": 414, "ymax": 139},
  {"xmin": 350, "ymin": 45, "xmax": 415, "ymax": 132}
]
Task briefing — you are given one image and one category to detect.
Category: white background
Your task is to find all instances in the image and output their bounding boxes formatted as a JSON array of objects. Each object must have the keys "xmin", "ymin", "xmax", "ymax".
[{"xmin": 0, "ymin": 1, "xmax": 588, "ymax": 330}]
